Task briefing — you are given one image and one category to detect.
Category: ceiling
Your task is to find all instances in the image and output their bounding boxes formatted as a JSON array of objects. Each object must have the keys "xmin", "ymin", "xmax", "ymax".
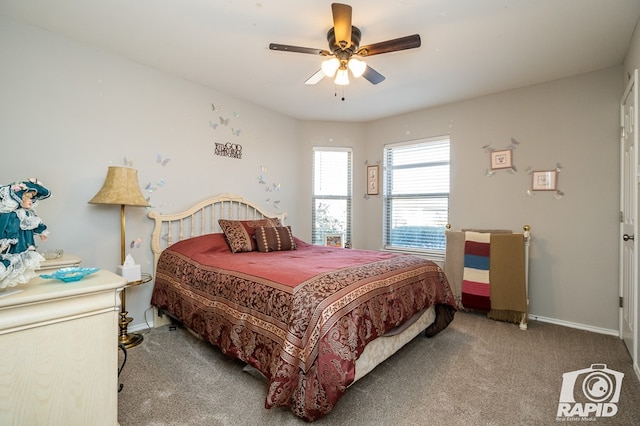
[{"xmin": 2, "ymin": 0, "xmax": 640, "ymax": 122}]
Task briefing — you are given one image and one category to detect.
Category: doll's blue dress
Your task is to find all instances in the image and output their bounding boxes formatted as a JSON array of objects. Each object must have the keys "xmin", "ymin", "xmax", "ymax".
[
  {"xmin": 0, "ymin": 208, "xmax": 47, "ymax": 289},
  {"xmin": 0, "ymin": 182, "xmax": 50, "ymax": 289}
]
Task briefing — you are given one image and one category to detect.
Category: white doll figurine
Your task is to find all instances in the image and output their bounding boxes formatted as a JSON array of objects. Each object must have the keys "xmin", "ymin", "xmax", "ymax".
[{"xmin": 0, "ymin": 179, "xmax": 51, "ymax": 289}]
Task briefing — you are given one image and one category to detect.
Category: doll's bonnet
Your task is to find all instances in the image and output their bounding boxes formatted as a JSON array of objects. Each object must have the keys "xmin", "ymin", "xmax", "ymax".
[{"xmin": 0, "ymin": 179, "xmax": 51, "ymax": 213}]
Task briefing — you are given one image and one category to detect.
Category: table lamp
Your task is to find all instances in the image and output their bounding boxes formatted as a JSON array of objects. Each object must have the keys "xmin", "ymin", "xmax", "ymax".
[{"xmin": 89, "ymin": 166, "xmax": 150, "ymax": 348}]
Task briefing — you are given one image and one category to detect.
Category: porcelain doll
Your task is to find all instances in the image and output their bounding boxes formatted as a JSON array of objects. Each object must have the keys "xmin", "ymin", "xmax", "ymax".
[{"xmin": 0, "ymin": 179, "xmax": 51, "ymax": 289}]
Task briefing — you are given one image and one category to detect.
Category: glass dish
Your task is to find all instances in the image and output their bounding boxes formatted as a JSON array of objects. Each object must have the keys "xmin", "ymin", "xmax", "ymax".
[
  {"xmin": 40, "ymin": 267, "xmax": 100, "ymax": 282},
  {"xmin": 42, "ymin": 248, "xmax": 64, "ymax": 260}
]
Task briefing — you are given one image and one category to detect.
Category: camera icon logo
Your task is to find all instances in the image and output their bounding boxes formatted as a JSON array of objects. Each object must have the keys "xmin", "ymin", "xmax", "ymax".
[{"xmin": 557, "ymin": 364, "xmax": 624, "ymax": 418}]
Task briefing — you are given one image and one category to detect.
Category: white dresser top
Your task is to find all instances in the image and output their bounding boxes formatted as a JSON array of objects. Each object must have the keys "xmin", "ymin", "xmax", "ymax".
[{"xmin": 0, "ymin": 269, "xmax": 127, "ymax": 333}]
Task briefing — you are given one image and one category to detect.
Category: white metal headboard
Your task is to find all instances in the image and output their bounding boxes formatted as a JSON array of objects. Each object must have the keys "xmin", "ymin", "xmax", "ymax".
[{"xmin": 147, "ymin": 193, "xmax": 287, "ymax": 269}]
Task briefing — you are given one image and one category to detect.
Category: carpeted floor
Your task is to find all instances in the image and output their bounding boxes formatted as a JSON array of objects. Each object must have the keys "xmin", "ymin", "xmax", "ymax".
[{"xmin": 118, "ymin": 312, "xmax": 640, "ymax": 425}]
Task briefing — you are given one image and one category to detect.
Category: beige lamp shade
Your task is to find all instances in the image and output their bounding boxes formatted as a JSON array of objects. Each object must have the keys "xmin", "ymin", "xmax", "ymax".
[{"xmin": 88, "ymin": 166, "xmax": 149, "ymax": 207}]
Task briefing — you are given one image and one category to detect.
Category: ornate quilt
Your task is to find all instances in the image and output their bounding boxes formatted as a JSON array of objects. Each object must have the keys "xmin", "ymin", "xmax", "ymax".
[{"xmin": 151, "ymin": 233, "xmax": 456, "ymax": 421}]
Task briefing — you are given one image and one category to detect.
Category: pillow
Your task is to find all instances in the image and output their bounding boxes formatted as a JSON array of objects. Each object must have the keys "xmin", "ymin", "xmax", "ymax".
[
  {"xmin": 218, "ymin": 218, "xmax": 281, "ymax": 253},
  {"xmin": 255, "ymin": 226, "xmax": 297, "ymax": 252}
]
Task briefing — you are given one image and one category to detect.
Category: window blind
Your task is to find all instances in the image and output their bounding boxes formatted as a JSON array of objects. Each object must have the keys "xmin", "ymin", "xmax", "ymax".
[
  {"xmin": 312, "ymin": 148, "xmax": 352, "ymax": 246},
  {"xmin": 383, "ymin": 137, "xmax": 450, "ymax": 255}
]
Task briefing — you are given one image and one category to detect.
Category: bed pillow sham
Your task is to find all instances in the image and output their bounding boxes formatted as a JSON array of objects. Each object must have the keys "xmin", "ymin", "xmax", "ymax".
[
  {"xmin": 218, "ymin": 218, "xmax": 282, "ymax": 253},
  {"xmin": 255, "ymin": 226, "xmax": 297, "ymax": 252}
]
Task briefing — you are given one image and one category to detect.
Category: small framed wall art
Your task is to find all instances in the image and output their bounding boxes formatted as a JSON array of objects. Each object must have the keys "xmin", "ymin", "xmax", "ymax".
[
  {"xmin": 324, "ymin": 234, "xmax": 343, "ymax": 248},
  {"xmin": 531, "ymin": 170, "xmax": 558, "ymax": 191},
  {"xmin": 367, "ymin": 165, "xmax": 379, "ymax": 195},
  {"xmin": 490, "ymin": 149, "xmax": 513, "ymax": 170}
]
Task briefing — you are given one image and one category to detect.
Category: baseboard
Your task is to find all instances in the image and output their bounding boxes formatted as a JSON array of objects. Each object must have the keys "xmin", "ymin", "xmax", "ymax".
[
  {"xmin": 530, "ymin": 315, "xmax": 640, "ymax": 383},
  {"xmin": 128, "ymin": 309, "xmax": 640, "ymax": 382},
  {"xmin": 151, "ymin": 306, "xmax": 171, "ymax": 328},
  {"xmin": 133, "ymin": 311, "xmax": 620, "ymax": 335},
  {"xmin": 128, "ymin": 307, "xmax": 171, "ymax": 333},
  {"xmin": 128, "ymin": 322, "xmax": 148, "ymax": 333},
  {"xmin": 528, "ymin": 314, "xmax": 618, "ymax": 336}
]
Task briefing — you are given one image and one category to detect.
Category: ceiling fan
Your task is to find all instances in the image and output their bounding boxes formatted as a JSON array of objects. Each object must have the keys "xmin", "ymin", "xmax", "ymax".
[{"xmin": 269, "ymin": 3, "xmax": 421, "ymax": 86}]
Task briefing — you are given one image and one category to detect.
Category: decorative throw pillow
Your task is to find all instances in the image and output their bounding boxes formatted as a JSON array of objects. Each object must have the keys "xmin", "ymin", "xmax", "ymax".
[
  {"xmin": 255, "ymin": 226, "xmax": 297, "ymax": 252},
  {"xmin": 218, "ymin": 218, "xmax": 281, "ymax": 253}
]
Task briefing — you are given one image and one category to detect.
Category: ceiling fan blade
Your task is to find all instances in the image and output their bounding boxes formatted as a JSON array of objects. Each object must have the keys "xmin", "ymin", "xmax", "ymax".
[
  {"xmin": 331, "ymin": 3, "xmax": 352, "ymax": 49},
  {"xmin": 304, "ymin": 70, "xmax": 325, "ymax": 85},
  {"xmin": 356, "ymin": 34, "xmax": 421, "ymax": 57},
  {"xmin": 362, "ymin": 65, "xmax": 385, "ymax": 85},
  {"xmin": 269, "ymin": 43, "xmax": 330, "ymax": 56}
]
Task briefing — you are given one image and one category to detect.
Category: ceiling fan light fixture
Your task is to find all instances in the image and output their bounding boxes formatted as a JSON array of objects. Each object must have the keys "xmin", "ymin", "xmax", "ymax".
[
  {"xmin": 269, "ymin": 4, "xmax": 421, "ymax": 86},
  {"xmin": 321, "ymin": 58, "xmax": 340, "ymax": 77},
  {"xmin": 334, "ymin": 68, "xmax": 350, "ymax": 85},
  {"xmin": 348, "ymin": 58, "xmax": 367, "ymax": 78}
]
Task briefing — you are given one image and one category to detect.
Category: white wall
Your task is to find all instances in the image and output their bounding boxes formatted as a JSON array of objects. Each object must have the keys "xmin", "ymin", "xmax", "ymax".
[
  {"xmin": 0, "ymin": 16, "xmax": 300, "ymax": 329},
  {"xmin": 297, "ymin": 68, "xmax": 621, "ymax": 333},
  {"xmin": 0, "ymin": 14, "xmax": 631, "ymax": 335},
  {"xmin": 364, "ymin": 68, "xmax": 622, "ymax": 333},
  {"xmin": 623, "ymin": 17, "xmax": 640, "ymax": 80},
  {"xmin": 296, "ymin": 121, "xmax": 366, "ymax": 247}
]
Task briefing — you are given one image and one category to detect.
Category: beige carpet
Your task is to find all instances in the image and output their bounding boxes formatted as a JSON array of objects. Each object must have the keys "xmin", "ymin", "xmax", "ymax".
[{"xmin": 118, "ymin": 312, "xmax": 640, "ymax": 425}]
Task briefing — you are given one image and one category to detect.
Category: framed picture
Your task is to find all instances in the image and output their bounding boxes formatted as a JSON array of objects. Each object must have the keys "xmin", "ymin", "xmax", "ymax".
[
  {"xmin": 531, "ymin": 170, "xmax": 558, "ymax": 191},
  {"xmin": 324, "ymin": 234, "xmax": 343, "ymax": 248},
  {"xmin": 490, "ymin": 149, "xmax": 513, "ymax": 170},
  {"xmin": 367, "ymin": 165, "xmax": 379, "ymax": 195}
]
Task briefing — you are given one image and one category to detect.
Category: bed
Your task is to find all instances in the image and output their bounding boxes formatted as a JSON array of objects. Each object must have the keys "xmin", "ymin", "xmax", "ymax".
[{"xmin": 148, "ymin": 193, "xmax": 456, "ymax": 421}]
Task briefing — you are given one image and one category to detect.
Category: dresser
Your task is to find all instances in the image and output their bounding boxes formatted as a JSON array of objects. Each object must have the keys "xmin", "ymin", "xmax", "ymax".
[{"xmin": 0, "ymin": 269, "xmax": 127, "ymax": 425}]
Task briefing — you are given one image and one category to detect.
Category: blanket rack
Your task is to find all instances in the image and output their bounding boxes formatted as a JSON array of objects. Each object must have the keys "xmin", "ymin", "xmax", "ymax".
[{"xmin": 445, "ymin": 224, "xmax": 531, "ymax": 330}]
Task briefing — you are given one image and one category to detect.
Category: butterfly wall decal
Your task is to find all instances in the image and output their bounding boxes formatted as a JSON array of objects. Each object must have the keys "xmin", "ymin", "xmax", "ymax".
[
  {"xmin": 130, "ymin": 237, "xmax": 142, "ymax": 249},
  {"xmin": 145, "ymin": 182, "xmax": 157, "ymax": 192},
  {"xmin": 156, "ymin": 153, "xmax": 170, "ymax": 166}
]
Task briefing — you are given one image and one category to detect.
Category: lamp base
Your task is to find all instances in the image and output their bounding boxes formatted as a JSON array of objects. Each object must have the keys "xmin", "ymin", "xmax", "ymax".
[
  {"xmin": 119, "ymin": 332, "xmax": 143, "ymax": 349},
  {"xmin": 117, "ymin": 274, "xmax": 152, "ymax": 349},
  {"xmin": 118, "ymin": 310, "xmax": 143, "ymax": 348}
]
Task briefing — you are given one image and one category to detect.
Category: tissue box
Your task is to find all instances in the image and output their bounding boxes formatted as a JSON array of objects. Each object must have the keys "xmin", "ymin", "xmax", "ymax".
[{"xmin": 117, "ymin": 264, "xmax": 141, "ymax": 282}]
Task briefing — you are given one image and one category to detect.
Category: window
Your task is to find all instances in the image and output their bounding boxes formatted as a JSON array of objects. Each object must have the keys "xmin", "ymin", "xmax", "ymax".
[
  {"xmin": 312, "ymin": 147, "xmax": 352, "ymax": 246},
  {"xmin": 383, "ymin": 137, "xmax": 450, "ymax": 257}
]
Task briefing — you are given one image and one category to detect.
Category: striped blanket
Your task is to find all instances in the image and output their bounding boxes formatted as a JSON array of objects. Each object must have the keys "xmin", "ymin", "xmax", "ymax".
[{"xmin": 461, "ymin": 231, "xmax": 491, "ymax": 310}]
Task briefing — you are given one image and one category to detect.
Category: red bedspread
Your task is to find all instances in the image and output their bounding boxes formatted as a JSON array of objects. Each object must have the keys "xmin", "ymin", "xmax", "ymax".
[{"xmin": 151, "ymin": 234, "xmax": 456, "ymax": 421}]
